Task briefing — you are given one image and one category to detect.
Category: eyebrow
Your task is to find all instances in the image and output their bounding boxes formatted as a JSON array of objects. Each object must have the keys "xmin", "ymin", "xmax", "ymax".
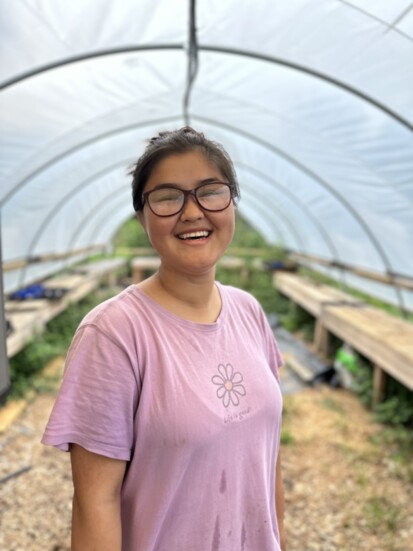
[{"xmin": 147, "ymin": 178, "xmax": 227, "ymax": 192}]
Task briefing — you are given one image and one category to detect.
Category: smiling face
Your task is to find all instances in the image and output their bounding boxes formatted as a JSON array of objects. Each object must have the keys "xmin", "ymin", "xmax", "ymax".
[{"xmin": 138, "ymin": 150, "xmax": 235, "ymax": 279}]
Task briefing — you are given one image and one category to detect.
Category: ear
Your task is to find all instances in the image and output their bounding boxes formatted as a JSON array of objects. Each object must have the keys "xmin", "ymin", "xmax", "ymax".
[{"xmin": 136, "ymin": 211, "xmax": 146, "ymax": 230}]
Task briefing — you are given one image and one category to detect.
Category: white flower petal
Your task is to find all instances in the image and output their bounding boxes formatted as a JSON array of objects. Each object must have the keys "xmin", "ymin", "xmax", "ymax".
[
  {"xmin": 233, "ymin": 384, "xmax": 246, "ymax": 397},
  {"xmin": 225, "ymin": 363, "xmax": 234, "ymax": 380},
  {"xmin": 230, "ymin": 392, "xmax": 240, "ymax": 406},
  {"xmin": 232, "ymin": 372, "xmax": 243, "ymax": 384},
  {"xmin": 218, "ymin": 364, "xmax": 227, "ymax": 380},
  {"xmin": 212, "ymin": 375, "xmax": 224, "ymax": 386}
]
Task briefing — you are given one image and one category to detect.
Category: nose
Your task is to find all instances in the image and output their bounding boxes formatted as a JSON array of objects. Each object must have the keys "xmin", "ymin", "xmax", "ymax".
[{"xmin": 180, "ymin": 192, "xmax": 204, "ymax": 220}]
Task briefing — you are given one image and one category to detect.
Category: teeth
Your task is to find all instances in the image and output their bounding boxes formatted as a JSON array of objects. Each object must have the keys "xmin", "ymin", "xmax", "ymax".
[{"xmin": 179, "ymin": 231, "xmax": 210, "ymax": 240}]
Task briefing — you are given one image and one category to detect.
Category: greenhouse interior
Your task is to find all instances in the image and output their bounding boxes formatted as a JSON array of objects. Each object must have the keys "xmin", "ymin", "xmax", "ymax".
[
  {"xmin": 1, "ymin": 1, "xmax": 413, "ymax": 550},
  {"xmin": 1, "ymin": 2, "xmax": 413, "ymax": 373},
  {"xmin": 3, "ymin": 0, "xmax": 413, "ymax": 392}
]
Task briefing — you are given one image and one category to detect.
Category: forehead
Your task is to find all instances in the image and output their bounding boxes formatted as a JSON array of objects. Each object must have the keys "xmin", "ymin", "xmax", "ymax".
[{"xmin": 145, "ymin": 151, "xmax": 224, "ymax": 191}]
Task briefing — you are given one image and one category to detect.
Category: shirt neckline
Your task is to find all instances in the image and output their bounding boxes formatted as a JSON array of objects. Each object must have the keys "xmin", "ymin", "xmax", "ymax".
[{"xmin": 130, "ymin": 281, "xmax": 226, "ymax": 332}]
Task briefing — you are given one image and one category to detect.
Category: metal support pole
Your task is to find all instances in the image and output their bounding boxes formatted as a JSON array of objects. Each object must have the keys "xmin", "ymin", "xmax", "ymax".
[{"xmin": 0, "ymin": 214, "xmax": 11, "ymax": 403}]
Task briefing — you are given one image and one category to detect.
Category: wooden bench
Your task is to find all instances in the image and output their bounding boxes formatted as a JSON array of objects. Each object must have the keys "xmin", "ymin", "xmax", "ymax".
[
  {"xmin": 73, "ymin": 257, "xmax": 127, "ymax": 287},
  {"xmin": 273, "ymin": 272, "xmax": 413, "ymax": 402},
  {"xmin": 131, "ymin": 255, "xmax": 248, "ymax": 284},
  {"xmin": 131, "ymin": 257, "xmax": 161, "ymax": 283},
  {"xmin": 6, "ymin": 258, "xmax": 127, "ymax": 358}
]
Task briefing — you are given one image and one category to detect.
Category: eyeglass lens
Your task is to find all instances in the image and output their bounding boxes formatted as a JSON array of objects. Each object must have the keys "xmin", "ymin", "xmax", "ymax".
[{"xmin": 147, "ymin": 182, "xmax": 231, "ymax": 216}]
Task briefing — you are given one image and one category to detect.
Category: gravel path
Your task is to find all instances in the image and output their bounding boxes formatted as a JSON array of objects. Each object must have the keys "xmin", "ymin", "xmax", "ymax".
[
  {"xmin": 0, "ymin": 393, "xmax": 71, "ymax": 551},
  {"xmin": 1, "ymin": 368, "xmax": 412, "ymax": 551}
]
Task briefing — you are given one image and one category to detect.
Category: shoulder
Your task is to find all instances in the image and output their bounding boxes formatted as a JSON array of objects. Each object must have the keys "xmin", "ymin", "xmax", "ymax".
[
  {"xmin": 218, "ymin": 282, "xmax": 263, "ymax": 316},
  {"xmin": 66, "ymin": 286, "xmax": 147, "ymax": 366},
  {"xmin": 218, "ymin": 282, "xmax": 260, "ymax": 306},
  {"xmin": 80, "ymin": 286, "xmax": 140, "ymax": 328},
  {"xmin": 75, "ymin": 286, "xmax": 147, "ymax": 349}
]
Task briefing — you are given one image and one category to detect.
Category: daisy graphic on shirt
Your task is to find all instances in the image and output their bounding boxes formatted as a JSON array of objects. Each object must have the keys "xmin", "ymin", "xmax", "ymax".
[{"xmin": 212, "ymin": 363, "xmax": 246, "ymax": 407}]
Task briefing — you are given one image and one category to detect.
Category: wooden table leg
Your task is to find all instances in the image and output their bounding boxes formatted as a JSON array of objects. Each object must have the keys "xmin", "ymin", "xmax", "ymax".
[{"xmin": 372, "ymin": 365, "xmax": 387, "ymax": 404}]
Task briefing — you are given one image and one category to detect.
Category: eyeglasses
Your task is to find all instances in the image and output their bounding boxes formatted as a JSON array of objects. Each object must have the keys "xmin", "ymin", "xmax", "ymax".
[{"xmin": 142, "ymin": 181, "xmax": 233, "ymax": 217}]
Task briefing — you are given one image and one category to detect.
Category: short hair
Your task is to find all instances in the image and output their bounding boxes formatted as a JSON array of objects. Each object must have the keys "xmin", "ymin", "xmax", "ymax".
[{"xmin": 130, "ymin": 126, "xmax": 240, "ymax": 212}]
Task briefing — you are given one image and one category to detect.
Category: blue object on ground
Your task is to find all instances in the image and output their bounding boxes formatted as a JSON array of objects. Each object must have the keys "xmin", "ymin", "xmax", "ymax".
[{"xmin": 9, "ymin": 284, "xmax": 46, "ymax": 300}]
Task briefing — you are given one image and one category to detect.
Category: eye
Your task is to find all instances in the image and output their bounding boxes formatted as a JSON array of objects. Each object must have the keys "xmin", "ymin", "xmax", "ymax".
[
  {"xmin": 198, "ymin": 183, "xmax": 226, "ymax": 198},
  {"xmin": 151, "ymin": 188, "xmax": 182, "ymax": 203}
]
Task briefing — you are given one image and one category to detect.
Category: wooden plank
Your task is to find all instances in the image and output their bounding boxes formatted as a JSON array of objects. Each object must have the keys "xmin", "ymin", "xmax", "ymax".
[
  {"xmin": 274, "ymin": 272, "xmax": 360, "ymax": 316},
  {"xmin": 73, "ymin": 258, "xmax": 127, "ymax": 277},
  {"xmin": 5, "ymin": 300, "xmax": 49, "ymax": 313},
  {"xmin": 289, "ymin": 251, "xmax": 413, "ymax": 292},
  {"xmin": 6, "ymin": 274, "xmax": 100, "ymax": 358},
  {"xmin": 6, "ymin": 310, "xmax": 44, "ymax": 357},
  {"xmin": 42, "ymin": 273, "xmax": 86, "ymax": 290},
  {"xmin": 131, "ymin": 257, "xmax": 161, "ymax": 283},
  {"xmin": 219, "ymin": 257, "xmax": 246, "ymax": 269},
  {"xmin": 274, "ymin": 272, "xmax": 325, "ymax": 316},
  {"xmin": 0, "ymin": 399, "xmax": 27, "ymax": 433},
  {"xmin": 283, "ymin": 352, "xmax": 314, "ymax": 383},
  {"xmin": 130, "ymin": 255, "xmax": 247, "ymax": 284},
  {"xmin": 321, "ymin": 306, "xmax": 413, "ymax": 391},
  {"xmin": 273, "ymin": 272, "xmax": 413, "ymax": 392},
  {"xmin": 131, "ymin": 257, "xmax": 161, "ymax": 270}
]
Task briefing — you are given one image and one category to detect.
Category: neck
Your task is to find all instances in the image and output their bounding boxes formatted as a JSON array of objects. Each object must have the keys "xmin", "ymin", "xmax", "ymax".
[
  {"xmin": 138, "ymin": 265, "xmax": 221, "ymax": 323},
  {"xmin": 156, "ymin": 265, "xmax": 217, "ymax": 308}
]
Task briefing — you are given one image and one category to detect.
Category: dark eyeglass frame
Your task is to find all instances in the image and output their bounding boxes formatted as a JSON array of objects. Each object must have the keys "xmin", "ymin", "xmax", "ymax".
[{"xmin": 142, "ymin": 181, "xmax": 233, "ymax": 217}]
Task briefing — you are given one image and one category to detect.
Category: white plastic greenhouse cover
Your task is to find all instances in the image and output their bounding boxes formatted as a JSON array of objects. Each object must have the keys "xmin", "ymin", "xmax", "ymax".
[{"xmin": 1, "ymin": 0, "xmax": 413, "ymax": 314}]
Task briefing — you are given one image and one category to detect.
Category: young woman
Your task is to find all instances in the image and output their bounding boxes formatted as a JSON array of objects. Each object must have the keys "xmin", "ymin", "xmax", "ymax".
[{"xmin": 42, "ymin": 127, "xmax": 286, "ymax": 551}]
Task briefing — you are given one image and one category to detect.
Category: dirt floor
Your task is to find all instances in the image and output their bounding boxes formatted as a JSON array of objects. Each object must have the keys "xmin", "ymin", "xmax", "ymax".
[
  {"xmin": 281, "ymin": 384, "xmax": 413, "ymax": 551},
  {"xmin": 0, "ymin": 361, "xmax": 412, "ymax": 551}
]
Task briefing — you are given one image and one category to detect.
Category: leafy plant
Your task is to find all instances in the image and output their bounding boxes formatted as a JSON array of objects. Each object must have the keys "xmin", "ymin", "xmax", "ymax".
[
  {"xmin": 373, "ymin": 396, "xmax": 413, "ymax": 426},
  {"xmin": 280, "ymin": 429, "xmax": 295, "ymax": 445}
]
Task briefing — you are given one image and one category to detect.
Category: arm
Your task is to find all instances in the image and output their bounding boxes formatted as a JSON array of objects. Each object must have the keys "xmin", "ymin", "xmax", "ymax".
[
  {"xmin": 70, "ymin": 444, "xmax": 127, "ymax": 551},
  {"xmin": 276, "ymin": 451, "xmax": 286, "ymax": 551}
]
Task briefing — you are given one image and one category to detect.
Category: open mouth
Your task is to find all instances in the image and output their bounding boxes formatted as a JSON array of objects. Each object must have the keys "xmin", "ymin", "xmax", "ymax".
[{"xmin": 177, "ymin": 230, "xmax": 212, "ymax": 240}]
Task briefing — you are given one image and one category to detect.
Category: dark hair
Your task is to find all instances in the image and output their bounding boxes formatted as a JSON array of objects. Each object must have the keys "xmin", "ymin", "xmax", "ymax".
[{"xmin": 130, "ymin": 126, "xmax": 240, "ymax": 212}]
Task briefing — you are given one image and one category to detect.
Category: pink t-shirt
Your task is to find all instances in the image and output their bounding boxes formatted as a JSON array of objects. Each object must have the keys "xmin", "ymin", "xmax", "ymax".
[{"xmin": 42, "ymin": 283, "xmax": 284, "ymax": 551}]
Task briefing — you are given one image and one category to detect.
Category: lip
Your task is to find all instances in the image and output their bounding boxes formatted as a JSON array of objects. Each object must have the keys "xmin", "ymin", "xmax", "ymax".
[{"xmin": 175, "ymin": 228, "xmax": 213, "ymax": 244}]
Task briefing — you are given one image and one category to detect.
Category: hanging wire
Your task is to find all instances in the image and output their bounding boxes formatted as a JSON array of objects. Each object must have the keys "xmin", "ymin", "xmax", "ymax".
[{"xmin": 183, "ymin": 0, "xmax": 199, "ymax": 125}]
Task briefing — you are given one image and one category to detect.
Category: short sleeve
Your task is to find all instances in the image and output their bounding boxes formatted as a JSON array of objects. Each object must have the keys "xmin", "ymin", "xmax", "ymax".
[{"xmin": 42, "ymin": 324, "xmax": 139, "ymax": 461}]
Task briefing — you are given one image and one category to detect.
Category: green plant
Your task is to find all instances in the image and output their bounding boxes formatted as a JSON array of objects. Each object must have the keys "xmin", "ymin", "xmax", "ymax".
[
  {"xmin": 280, "ymin": 430, "xmax": 295, "ymax": 445},
  {"xmin": 8, "ymin": 340, "xmax": 62, "ymax": 397},
  {"xmin": 113, "ymin": 217, "xmax": 152, "ymax": 248},
  {"xmin": 374, "ymin": 396, "xmax": 413, "ymax": 426},
  {"xmin": 281, "ymin": 302, "xmax": 314, "ymax": 333},
  {"xmin": 229, "ymin": 212, "xmax": 269, "ymax": 249},
  {"xmin": 350, "ymin": 361, "xmax": 413, "ymax": 427},
  {"xmin": 352, "ymin": 363, "xmax": 374, "ymax": 406}
]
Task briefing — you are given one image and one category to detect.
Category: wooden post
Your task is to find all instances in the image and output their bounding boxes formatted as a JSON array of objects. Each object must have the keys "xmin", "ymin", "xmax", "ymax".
[
  {"xmin": 314, "ymin": 319, "xmax": 330, "ymax": 358},
  {"xmin": 372, "ymin": 365, "xmax": 387, "ymax": 404},
  {"xmin": 105, "ymin": 270, "xmax": 116, "ymax": 289}
]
